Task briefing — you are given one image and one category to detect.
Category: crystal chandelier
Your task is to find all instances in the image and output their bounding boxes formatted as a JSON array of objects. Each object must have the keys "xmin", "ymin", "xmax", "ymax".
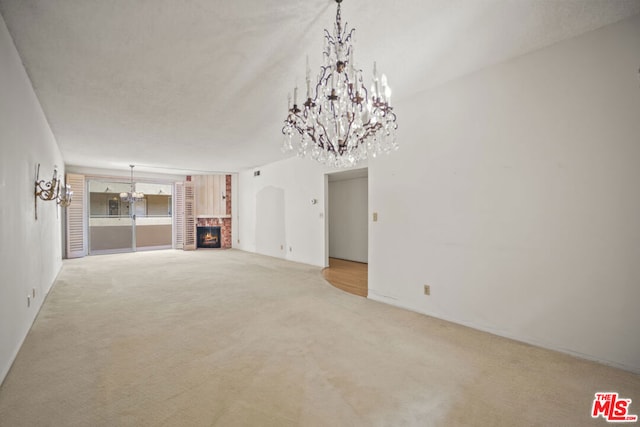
[
  {"xmin": 282, "ymin": 0, "xmax": 398, "ymax": 168},
  {"xmin": 120, "ymin": 165, "xmax": 145, "ymax": 202}
]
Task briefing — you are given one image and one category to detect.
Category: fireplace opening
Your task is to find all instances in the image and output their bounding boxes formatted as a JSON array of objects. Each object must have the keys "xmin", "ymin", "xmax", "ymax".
[{"xmin": 197, "ymin": 226, "xmax": 221, "ymax": 249}]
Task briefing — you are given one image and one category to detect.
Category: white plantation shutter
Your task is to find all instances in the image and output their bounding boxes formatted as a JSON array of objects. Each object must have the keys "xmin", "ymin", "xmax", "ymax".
[
  {"xmin": 183, "ymin": 181, "xmax": 196, "ymax": 250},
  {"xmin": 174, "ymin": 182, "xmax": 185, "ymax": 249},
  {"xmin": 65, "ymin": 173, "xmax": 87, "ymax": 258}
]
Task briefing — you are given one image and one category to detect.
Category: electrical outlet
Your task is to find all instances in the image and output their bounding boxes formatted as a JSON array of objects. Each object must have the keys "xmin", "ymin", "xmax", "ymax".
[
  {"xmin": 424, "ymin": 285, "xmax": 431, "ymax": 296},
  {"xmin": 280, "ymin": 245, "xmax": 284, "ymax": 250}
]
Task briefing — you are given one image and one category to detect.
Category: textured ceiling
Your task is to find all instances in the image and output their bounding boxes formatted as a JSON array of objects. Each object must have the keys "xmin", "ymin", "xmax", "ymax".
[{"xmin": 1, "ymin": 0, "xmax": 639, "ymax": 174}]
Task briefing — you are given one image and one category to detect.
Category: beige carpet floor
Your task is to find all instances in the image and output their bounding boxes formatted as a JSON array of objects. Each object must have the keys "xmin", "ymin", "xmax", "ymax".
[{"xmin": 0, "ymin": 249, "xmax": 638, "ymax": 426}]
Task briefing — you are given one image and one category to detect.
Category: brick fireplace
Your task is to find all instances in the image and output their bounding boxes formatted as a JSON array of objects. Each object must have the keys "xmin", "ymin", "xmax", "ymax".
[
  {"xmin": 195, "ymin": 175, "xmax": 232, "ymax": 249},
  {"xmin": 197, "ymin": 225, "xmax": 221, "ymax": 248},
  {"xmin": 196, "ymin": 217, "xmax": 231, "ymax": 248}
]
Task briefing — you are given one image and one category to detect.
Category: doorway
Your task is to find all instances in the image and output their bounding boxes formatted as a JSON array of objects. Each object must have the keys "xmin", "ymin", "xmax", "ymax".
[
  {"xmin": 88, "ymin": 179, "xmax": 173, "ymax": 254},
  {"xmin": 324, "ymin": 168, "xmax": 368, "ymax": 297}
]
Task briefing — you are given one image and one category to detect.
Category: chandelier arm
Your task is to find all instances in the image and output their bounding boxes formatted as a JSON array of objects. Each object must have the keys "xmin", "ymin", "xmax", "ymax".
[
  {"xmin": 346, "ymin": 76, "xmax": 364, "ymax": 104},
  {"xmin": 379, "ymin": 104, "xmax": 399, "ymax": 130},
  {"xmin": 387, "ymin": 111, "xmax": 399, "ymax": 130},
  {"xmin": 360, "ymin": 82, "xmax": 370, "ymax": 102},
  {"xmin": 314, "ymin": 116, "xmax": 336, "ymax": 153},
  {"xmin": 286, "ymin": 110, "xmax": 324, "ymax": 150},
  {"xmin": 318, "ymin": 133, "xmax": 335, "ymax": 154},
  {"xmin": 311, "ymin": 111, "xmax": 335, "ymax": 153},
  {"xmin": 356, "ymin": 129, "xmax": 377, "ymax": 150},
  {"xmin": 316, "ymin": 65, "xmax": 331, "ymax": 98},
  {"xmin": 337, "ymin": 21, "xmax": 353, "ymax": 45},
  {"xmin": 363, "ymin": 122, "xmax": 384, "ymax": 140},
  {"xmin": 324, "ymin": 29, "xmax": 334, "ymax": 44},
  {"xmin": 282, "ymin": 120, "xmax": 295, "ymax": 135},
  {"xmin": 303, "ymin": 125, "xmax": 316, "ymax": 143},
  {"xmin": 343, "ymin": 115, "xmax": 357, "ymax": 153},
  {"xmin": 343, "ymin": 28, "xmax": 355, "ymax": 44},
  {"xmin": 325, "ymin": 34, "xmax": 337, "ymax": 56},
  {"xmin": 292, "ymin": 123, "xmax": 307, "ymax": 139},
  {"xmin": 345, "ymin": 74, "xmax": 362, "ymax": 153}
]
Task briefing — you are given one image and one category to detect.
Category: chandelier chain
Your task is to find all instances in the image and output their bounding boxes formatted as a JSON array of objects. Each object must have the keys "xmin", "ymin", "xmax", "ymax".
[{"xmin": 336, "ymin": 2, "xmax": 342, "ymax": 36}]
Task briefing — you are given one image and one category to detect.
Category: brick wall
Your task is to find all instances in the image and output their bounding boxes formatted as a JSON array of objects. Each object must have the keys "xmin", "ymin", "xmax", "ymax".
[{"xmin": 226, "ymin": 174, "xmax": 231, "ymax": 216}]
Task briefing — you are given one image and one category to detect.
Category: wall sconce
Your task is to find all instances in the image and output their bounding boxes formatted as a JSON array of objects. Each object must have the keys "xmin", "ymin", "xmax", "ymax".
[{"xmin": 34, "ymin": 163, "xmax": 73, "ymax": 220}]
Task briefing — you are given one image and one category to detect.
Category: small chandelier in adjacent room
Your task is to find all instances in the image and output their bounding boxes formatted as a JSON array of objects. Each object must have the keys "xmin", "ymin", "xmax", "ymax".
[
  {"xmin": 120, "ymin": 165, "xmax": 145, "ymax": 202},
  {"xmin": 282, "ymin": 0, "xmax": 398, "ymax": 168}
]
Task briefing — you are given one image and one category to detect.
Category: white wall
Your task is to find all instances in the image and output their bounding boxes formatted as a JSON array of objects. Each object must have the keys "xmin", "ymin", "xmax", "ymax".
[
  {"xmin": 329, "ymin": 176, "xmax": 368, "ymax": 263},
  {"xmin": 0, "ymin": 15, "xmax": 64, "ymax": 383},
  {"xmin": 368, "ymin": 14, "xmax": 640, "ymax": 373},
  {"xmin": 237, "ymin": 157, "xmax": 329, "ymax": 267}
]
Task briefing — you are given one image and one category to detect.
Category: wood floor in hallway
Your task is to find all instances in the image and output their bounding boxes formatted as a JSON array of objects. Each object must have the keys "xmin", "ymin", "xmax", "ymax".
[{"xmin": 322, "ymin": 257, "xmax": 368, "ymax": 297}]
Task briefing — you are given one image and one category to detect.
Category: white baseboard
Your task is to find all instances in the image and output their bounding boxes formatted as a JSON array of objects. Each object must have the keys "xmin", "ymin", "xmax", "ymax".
[{"xmin": 367, "ymin": 290, "xmax": 639, "ymax": 375}]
